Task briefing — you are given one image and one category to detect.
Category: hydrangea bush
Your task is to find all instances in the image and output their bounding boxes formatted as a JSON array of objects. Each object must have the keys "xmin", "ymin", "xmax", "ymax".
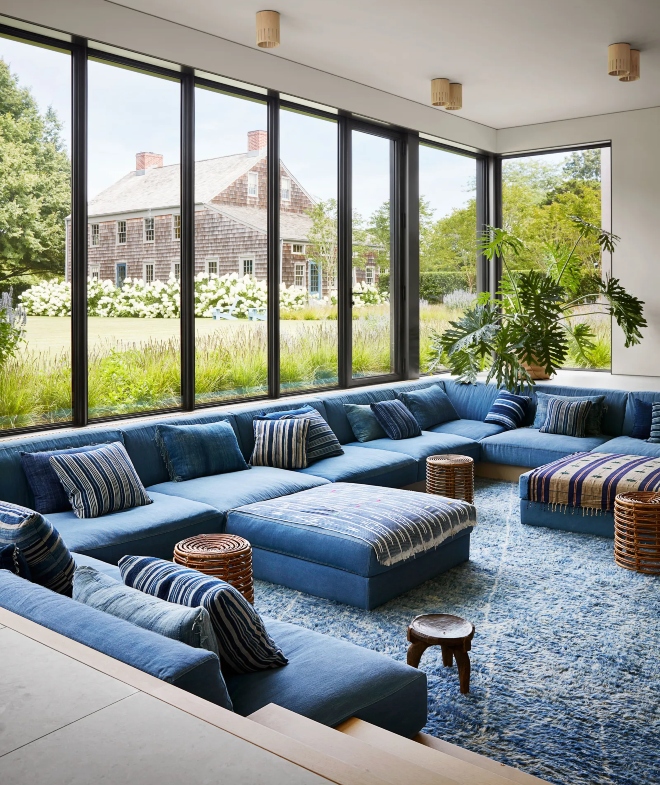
[{"xmin": 327, "ymin": 281, "xmax": 389, "ymax": 307}]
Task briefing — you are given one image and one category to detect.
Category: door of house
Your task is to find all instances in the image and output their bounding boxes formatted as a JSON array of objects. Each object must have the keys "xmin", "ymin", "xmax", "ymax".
[
  {"xmin": 116, "ymin": 263, "xmax": 127, "ymax": 288},
  {"xmin": 309, "ymin": 261, "xmax": 321, "ymax": 298}
]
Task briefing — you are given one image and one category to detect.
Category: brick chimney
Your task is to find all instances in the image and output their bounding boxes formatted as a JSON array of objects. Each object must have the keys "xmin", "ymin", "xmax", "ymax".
[
  {"xmin": 136, "ymin": 152, "xmax": 164, "ymax": 173},
  {"xmin": 247, "ymin": 130, "xmax": 267, "ymax": 152}
]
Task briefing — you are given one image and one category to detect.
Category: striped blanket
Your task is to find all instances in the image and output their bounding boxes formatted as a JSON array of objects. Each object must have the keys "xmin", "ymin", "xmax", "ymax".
[
  {"xmin": 528, "ymin": 452, "xmax": 660, "ymax": 512},
  {"xmin": 233, "ymin": 482, "xmax": 476, "ymax": 567}
]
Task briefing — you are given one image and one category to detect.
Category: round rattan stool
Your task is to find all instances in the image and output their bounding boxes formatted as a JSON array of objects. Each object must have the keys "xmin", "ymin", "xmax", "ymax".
[
  {"xmin": 174, "ymin": 534, "xmax": 254, "ymax": 602},
  {"xmin": 614, "ymin": 492, "xmax": 660, "ymax": 575},
  {"xmin": 426, "ymin": 454, "xmax": 474, "ymax": 503}
]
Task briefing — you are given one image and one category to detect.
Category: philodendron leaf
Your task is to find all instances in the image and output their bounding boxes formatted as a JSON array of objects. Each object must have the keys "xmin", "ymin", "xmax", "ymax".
[
  {"xmin": 598, "ymin": 275, "xmax": 647, "ymax": 347},
  {"xmin": 434, "ymin": 301, "xmax": 499, "ymax": 384}
]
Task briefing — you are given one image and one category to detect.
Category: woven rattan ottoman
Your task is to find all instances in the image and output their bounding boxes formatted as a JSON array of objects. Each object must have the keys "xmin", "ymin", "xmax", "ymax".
[
  {"xmin": 174, "ymin": 533, "xmax": 254, "ymax": 602},
  {"xmin": 426, "ymin": 454, "xmax": 474, "ymax": 503},
  {"xmin": 614, "ymin": 491, "xmax": 660, "ymax": 574}
]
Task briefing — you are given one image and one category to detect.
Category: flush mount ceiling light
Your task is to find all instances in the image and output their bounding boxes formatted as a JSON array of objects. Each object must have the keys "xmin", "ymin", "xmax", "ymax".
[
  {"xmin": 620, "ymin": 48, "xmax": 640, "ymax": 82},
  {"xmin": 607, "ymin": 42, "xmax": 631, "ymax": 76},
  {"xmin": 256, "ymin": 10, "xmax": 280, "ymax": 48},
  {"xmin": 445, "ymin": 83, "xmax": 462, "ymax": 111},
  {"xmin": 431, "ymin": 78, "xmax": 450, "ymax": 107}
]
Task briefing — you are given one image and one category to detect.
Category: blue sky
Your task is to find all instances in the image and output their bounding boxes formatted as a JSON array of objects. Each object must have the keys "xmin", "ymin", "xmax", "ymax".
[{"xmin": 2, "ymin": 35, "xmax": 478, "ymax": 221}]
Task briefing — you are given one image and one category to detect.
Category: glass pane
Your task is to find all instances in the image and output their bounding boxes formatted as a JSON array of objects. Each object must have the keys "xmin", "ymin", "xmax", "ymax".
[
  {"xmin": 0, "ymin": 39, "xmax": 71, "ymax": 430},
  {"xmin": 194, "ymin": 87, "xmax": 268, "ymax": 403},
  {"xmin": 502, "ymin": 148, "xmax": 610, "ymax": 370},
  {"xmin": 419, "ymin": 145, "xmax": 477, "ymax": 373},
  {"xmin": 280, "ymin": 108, "xmax": 338, "ymax": 393},
  {"xmin": 87, "ymin": 61, "xmax": 181, "ymax": 418},
  {"xmin": 351, "ymin": 130, "xmax": 393, "ymax": 379}
]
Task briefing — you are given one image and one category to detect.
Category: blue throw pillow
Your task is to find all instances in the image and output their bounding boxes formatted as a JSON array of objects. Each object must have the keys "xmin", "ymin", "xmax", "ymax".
[
  {"xmin": 250, "ymin": 418, "xmax": 310, "ymax": 469},
  {"xmin": 398, "ymin": 385, "xmax": 458, "ymax": 430},
  {"xmin": 539, "ymin": 398, "xmax": 592, "ymax": 438},
  {"xmin": 0, "ymin": 544, "xmax": 31, "ymax": 580},
  {"xmin": 49, "ymin": 442, "xmax": 153, "ymax": 519},
  {"xmin": 260, "ymin": 405, "xmax": 316, "ymax": 420},
  {"xmin": 73, "ymin": 566, "xmax": 218, "ymax": 656},
  {"xmin": 279, "ymin": 410, "xmax": 343, "ymax": 463},
  {"xmin": 155, "ymin": 420, "xmax": 249, "ymax": 482},
  {"xmin": 119, "ymin": 555, "xmax": 287, "ymax": 674},
  {"xmin": 344, "ymin": 403, "xmax": 386, "ymax": 442},
  {"xmin": 0, "ymin": 500, "xmax": 74, "ymax": 594},
  {"xmin": 631, "ymin": 397, "xmax": 653, "ymax": 440},
  {"xmin": 20, "ymin": 441, "xmax": 124, "ymax": 515},
  {"xmin": 370, "ymin": 399, "xmax": 422, "ymax": 440},
  {"xmin": 647, "ymin": 402, "xmax": 660, "ymax": 443},
  {"xmin": 484, "ymin": 391, "xmax": 529, "ymax": 431},
  {"xmin": 533, "ymin": 392, "xmax": 605, "ymax": 436}
]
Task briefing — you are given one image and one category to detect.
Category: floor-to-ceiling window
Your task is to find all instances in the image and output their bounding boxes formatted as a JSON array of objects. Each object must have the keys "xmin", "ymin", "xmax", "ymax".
[
  {"xmin": 502, "ymin": 146, "xmax": 611, "ymax": 370},
  {"xmin": 87, "ymin": 58, "xmax": 181, "ymax": 418},
  {"xmin": 418, "ymin": 144, "xmax": 478, "ymax": 373},
  {"xmin": 0, "ymin": 36, "xmax": 71, "ymax": 430}
]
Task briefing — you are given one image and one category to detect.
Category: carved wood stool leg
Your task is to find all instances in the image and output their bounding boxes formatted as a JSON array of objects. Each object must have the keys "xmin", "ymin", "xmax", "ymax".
[
  {"xmin": 454, "ymin": 650, "xmax": 471, "ymax": 694},
  {"xmin": 406, "ymin": 640, "xmax": 430, "ymax": 668},
  {"xmin": 441, "ymin": 645, "xmax": 453, "ymax": 667}
]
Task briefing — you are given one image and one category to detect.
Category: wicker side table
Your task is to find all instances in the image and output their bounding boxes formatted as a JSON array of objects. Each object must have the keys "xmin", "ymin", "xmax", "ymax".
[
  {"xmin": 426, "ymin": 454, "xmax": 474, "ymax": 503},
  {"xmin": 174, "ymin": 534, "xmax": 254, "ymax": 602},
  {"xmin": 614, "ymin": 491, "xmax": 660, "ymax": 575}
]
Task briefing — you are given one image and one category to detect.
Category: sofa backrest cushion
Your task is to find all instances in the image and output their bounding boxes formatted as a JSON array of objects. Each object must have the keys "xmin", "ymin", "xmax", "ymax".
[
  {"xmin": 622, "ymin": 392, "xmax": 660, "ymax": 437},
  {"xmin": 0, "ymin": 570, "xmax": 233, "ymax": 710},
  {"xmin": 528, "ymin": 384, "xmax": 628, "ymax": 435},
  {"xmin": 442, "ymin": 380, "xmax": 502, "ymax": 422},
  {"xmin": 0, "ymin": 428, "xmax": 125, "ymax": 508}
]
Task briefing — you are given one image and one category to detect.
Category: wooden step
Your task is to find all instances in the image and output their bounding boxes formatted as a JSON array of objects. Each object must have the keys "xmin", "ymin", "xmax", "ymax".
[
  {"xmin": 249, "ymin": 703, "xmax": 462, "ymax": 785},
  {"xmin": 337, "ymin": 718, "xmax": 549, "ymax": 785}
]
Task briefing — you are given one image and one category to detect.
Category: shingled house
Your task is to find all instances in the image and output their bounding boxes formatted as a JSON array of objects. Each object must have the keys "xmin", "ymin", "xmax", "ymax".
[{"xmin": 66, "ymin": 130, "xmax": 359, "ymax": 299}]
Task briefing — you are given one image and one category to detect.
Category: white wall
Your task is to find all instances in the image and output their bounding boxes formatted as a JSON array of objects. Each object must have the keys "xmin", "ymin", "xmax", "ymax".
[
  {"xmin": 0, "ymin": 0, "xmax": 495, "ymax": 151},
  {"xmin": 497, "ymin": 107, "xmax": 660, "ymax": 377}
]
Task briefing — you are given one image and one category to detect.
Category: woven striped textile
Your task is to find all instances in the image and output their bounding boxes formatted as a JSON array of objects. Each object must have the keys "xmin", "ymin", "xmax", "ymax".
[
  {"xmin": 370, "ymin": 399, "xmax": 422, "ymax": 440},
  {"xmin": 648, "ymin": 402, "xmax": 660, "ymax": 443},
  {"xmin": 250, "ymin": 418, "xmax": 309, "ymax": 469},
  {"xmin": 233, "ymin": 482, "xmax": 476, "ymax": 567},
  {"xmin": 0, "ymin": 500, "xmax": 74, "ymax": 594},
  {"xmin": 539, "ymin": 397, "xmax": 592, "ymax": 438},
  {"xmin": 484, "ymin": 391, "xmax": 529, "ymax": 430},
  {"xmin": 528, "ymin": 451, "xmax": 660, "ymax": 512},
  {"xmin": 49, "ymin": 442, "xmax": 152, "ymax": 519},
  {"xmin": 119, "ymin": 556, "xmax": 287, "ymax": 673},
  {"xmin": 280, "ymin": 410, "xmax": 344, "ymax": 463}
]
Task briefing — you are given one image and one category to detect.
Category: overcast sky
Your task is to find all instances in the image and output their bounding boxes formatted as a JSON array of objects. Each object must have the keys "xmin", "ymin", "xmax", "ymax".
[{"xmin": 3, "ymin": 35, "xmax": 482, "ymax": 221}]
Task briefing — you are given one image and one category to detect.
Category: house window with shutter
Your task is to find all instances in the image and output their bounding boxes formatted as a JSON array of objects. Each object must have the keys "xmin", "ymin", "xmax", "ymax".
[
  {"xmin": 144, "ymin": 262, "xmax": 155, "ymax": 283},
  {"xmin": 117, "ymin": 220, "xmax": 127, "ymax": 245},
  {"xmin": 90, "ymin": 224, "xmax": 100, "ymax": 246},
  {"xmin": 144, "ymin": 217, "xmax": 155, "ymax": 242},
  {"xmin": 281, "ymin": 176, "xmax": 291, "ymax": 201},
  {"xmin": 365, "ymin": 266, "xmax": 375, "ymax": 286},
  {"xmin": 89, "ymin": 265, "xmax": 100, "ymax": 282},
  {"xmin": 171, "ymin": 261, "xmax": 181, "ymax": 281},
  {"xmin": 294, "ymin": 262, "xmax": 305, "ymax": 288},
  {"xmin": 173, "ymin": 214, "xmax": 181, "ymax": 240},
  {"xmin": 247, "ymin": 171, "xmax": 258, "ymax": 198},
  {"xmin": 241, "ymin": 257, "xmax": 254, "ymax": 277},
  {"xmin": 206, "ymin": 258, "xmax": 219, "ymax": 277}
]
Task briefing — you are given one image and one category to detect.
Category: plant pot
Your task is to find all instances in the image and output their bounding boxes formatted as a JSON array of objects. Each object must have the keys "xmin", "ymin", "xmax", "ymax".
[{"xmin": 522, "ymin": 361, "xmax": 552, "ymax": 380}]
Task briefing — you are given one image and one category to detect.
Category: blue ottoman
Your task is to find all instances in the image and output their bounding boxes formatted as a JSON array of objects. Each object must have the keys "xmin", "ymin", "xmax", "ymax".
[{"xmin": 226, "ymin": 482, "xmax": 476, "ymax": 609}]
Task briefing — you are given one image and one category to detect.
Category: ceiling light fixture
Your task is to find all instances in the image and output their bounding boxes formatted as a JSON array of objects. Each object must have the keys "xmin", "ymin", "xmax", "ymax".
[
  {"xmin": 431, "ymin": 78, "xmax": 450, "ymax": 107},
  {"xmin": 619, "ymin": 48, "xmax": 640, "ymax": 82},
  {"xmin": 256, "ymin": 10, "xmax": 280, "ymax": 49},
  {"xmin": 607, "ymin": 42, "xmax": 631, "ymax": 77},
  {"xmin": 445, "ymin": 83, "xmax": 463, "ymax": 111}
]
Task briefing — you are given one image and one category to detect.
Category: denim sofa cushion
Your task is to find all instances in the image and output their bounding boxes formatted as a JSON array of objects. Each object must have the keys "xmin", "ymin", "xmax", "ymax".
[
  {"xmin": 429, "ymin": 419, "xmax": 505, "ymax": 441},
  {"xmin": 629, "ymin": 397, "xmax": 653, "ymax": 440},
  {"xmin": 72, "ymin": 552, "xmax": 122, "ymax": 580},
  {"xmin": 0, "ymin": 570, "xmax": 232, "ymax": 710},
  {"xmin": 371, "ymin": 400, "xmax": 422, "ymax": 440},
  {"xmin": 528, "ymin": 384, "xmax": 628, "ymax": 435},
  {"xmin": 344, "ymin": 404, "xmax": 387, "ymax": 442},
  {"xmin": 156, "ymin": 421, "xmax": 249, "ymax": 482},
  {"xmin": 47, "ymin": 491, "xmax": 223, "ymax": 564},
  {"xmin": 442, "ymin": 380, "xmax": 502, "ymax": 421},
  {"xmin": 480, "ymin": 428, "xmax": 610, "ymax": 468},
  {"xmin": 622, "ymin": 392, "xmax": 660, "ymax": 437},
  {"xmin": 484, "ymin": 391, "xmax": 530, "ymax": 431},
  {"xmin": 398, "ymin": 384, "xmax": 458, "ymax": 430},
  {"xmin": 592, "ymin": 436, "xmax": 660, "ymax": 458},
  {"xmin": 538, "ymin": 398, "xmax": 592, "ymax": 438},
  {"xmin": 251, "ymin": 418, "xmax": 310, "ymax": 469},
  {"xmin": 225, "ymin": 617, "xmax": 427, "ymax": 737},
  {"xmin": 73, "ymin": 566, "xmax": 219, "ymax": 656},
  {"xmin": 297, "ymin": 444, "xmax": 417, "ymax": 487},
  {"xmin": 322, "ymin": 389, "xmax": 401, "ymax": 444},
  {"xmin": 0, "ymin": 428, "xmax": 125, "ymax": 509},
  {"xmin": 0, "ymin": 544, "xmax": 31, "ymax": 579},
  {"xmin": 149, "ymin": 466, "xmax": 330, "ymax": 517},
  {"xmin": 533, "ymin": 392, "xmax": 605, "ymax": 435}
]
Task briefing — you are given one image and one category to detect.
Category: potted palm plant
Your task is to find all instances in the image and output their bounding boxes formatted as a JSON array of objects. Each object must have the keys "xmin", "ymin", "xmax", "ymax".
[{"xmin": 430, "ymin": 217, "xmax": 646, "ymax": 389}]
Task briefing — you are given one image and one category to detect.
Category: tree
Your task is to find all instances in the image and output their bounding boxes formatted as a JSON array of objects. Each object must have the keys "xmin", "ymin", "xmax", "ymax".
[
  {"xmin": 563, "ymin": 148, "xmax": 601, "ymax": 182},
  {"xmin": 0, "ymin": 59, "xmax": 70, "ymax": 287}
]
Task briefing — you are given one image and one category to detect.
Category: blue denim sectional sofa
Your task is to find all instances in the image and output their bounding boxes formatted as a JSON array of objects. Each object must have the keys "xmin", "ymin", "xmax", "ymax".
[{"xmin": 2, "ymin": 375, "xmax": 659, "ymax": 736}]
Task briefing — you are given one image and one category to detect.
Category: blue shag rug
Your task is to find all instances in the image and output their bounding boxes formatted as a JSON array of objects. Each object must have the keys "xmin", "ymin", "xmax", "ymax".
[{"xmin": 254, "ymin": 479, "xmax": 660, "ymax": 785}]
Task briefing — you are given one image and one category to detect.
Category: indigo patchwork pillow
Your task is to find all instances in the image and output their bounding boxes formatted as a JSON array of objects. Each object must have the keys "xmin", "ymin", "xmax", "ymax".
[
  {"xmin": 156, "ymin": 420, "xmax": 248, "ymax": 482},
  {"xmin": 119, "ymin": 556, "xmax": 287, "ymax": 673},
  {"xmin": 250, "ymin": 418, "xmax": 309, "ymax": 469},
  {"xmin": 398, "ymin": 385, "xmax": 458, "ymax": 430},
  {"xmin": 0, "ymin": 500, "xmax": 74, "ymax": 594},
  {"xmin": 0, "ymin": 544, "xmax": 31, "ymax": 580},
  {"xmin": 630, "ymin": 397, "xmax": 653, "ymax": 440},
  {"xmin": 484, "ymin": 391, "xmax": 530, "ymax": 431},
  {"xmin": 73, "ymin": 566, "xmax": 218, "ymax": 656},
  {"xmin": 344, "ymin": 403, "xmax": 386, "ymax": 442},
  {"xmin": 280, "ymin": 410, "xmax": 343, "ymax": 463},
  {"xmin": 49, "ymin": 442, "xmax": 153, "ymax": 519},
  {"xmin": 539, "ymin": 398, "xmax": 592, "ymax": 438},
  {"xmin": 647, "ymin": 402, "xmax": 660, "ymax": 443},
  {"xmin": 370, "ymin": 399, "xmax": 422, "ymax": 440},
  {"xmin": 20, "ymin": 441, "xmax": 124, "ymax": 515},
  {"xmin": 533, "ymin": 392, "xmax": 606, "ymax": 436}
]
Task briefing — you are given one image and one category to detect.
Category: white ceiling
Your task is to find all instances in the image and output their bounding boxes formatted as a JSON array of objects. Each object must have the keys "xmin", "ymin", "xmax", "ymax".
[{"xmin": 110, "ymin": 0, "xmax": 660, "ymax": 129}]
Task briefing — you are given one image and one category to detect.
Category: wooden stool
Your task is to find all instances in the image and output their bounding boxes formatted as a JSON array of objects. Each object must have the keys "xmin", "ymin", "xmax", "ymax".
[
  {"xmin": 174, "ymin": 534, "xmax": 254, "ymax": 603},
  {"xmin": 406, "ymin": 613, "xmax": 475, "ymax": 694},
  {"xmin": 426, "ymin": 454, "xmax": 474, "ymax": 503},
  {"xmin": 614, "ymin": 491, "xmax": 660, "ymax": 574}
]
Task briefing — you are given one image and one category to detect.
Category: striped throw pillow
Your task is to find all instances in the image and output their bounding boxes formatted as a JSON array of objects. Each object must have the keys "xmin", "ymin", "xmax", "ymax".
[
  {"xmin": 370, "ymin": 399, "xmax": 422, "ymax": 440},
  {"xmin": 119, "ymin": 556, "xmax": 287, "ymax": 673},
  {"xmin": 0, "ymin": 500, "xmax": 74, "ymax": 594},
  {"xmin": 251, "ymin": 418, "xmax": 309, "ymax": 469},
  {"xmin": 280, "ymin": 410, "xmax": 344, "ymax": 463},
  {"xmin": 49, "ymin": 442, "xmax": 153, "ymax": 519},
  {"xmin": 539, "ymin": 398, "xmax": 592, "ymax": 438},
  {"xmin": 485, "ymin": 391, "xmax": 529, "ymax": 431},
  {"xmin": 647, "ymin": 402, "xmax": 660, "ymax": 443}
]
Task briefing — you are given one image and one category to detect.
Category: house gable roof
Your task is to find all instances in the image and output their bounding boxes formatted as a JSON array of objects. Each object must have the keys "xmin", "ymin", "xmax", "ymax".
[{"xmin": 210, "ymin": 203, "xmax": 313, "ymax": 243}]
